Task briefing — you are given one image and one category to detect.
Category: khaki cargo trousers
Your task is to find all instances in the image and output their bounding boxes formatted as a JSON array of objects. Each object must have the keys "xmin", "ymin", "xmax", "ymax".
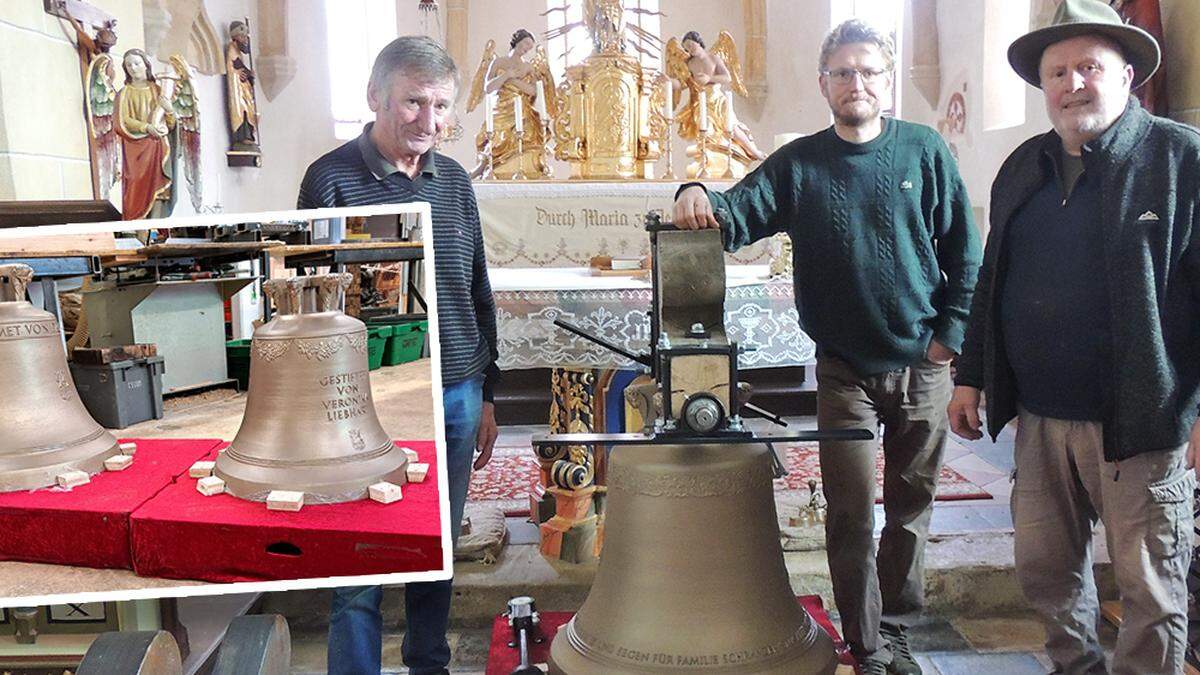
[{"xmin": 1012, "ymin": 407, "xmax": 1194, "ymax": 675}]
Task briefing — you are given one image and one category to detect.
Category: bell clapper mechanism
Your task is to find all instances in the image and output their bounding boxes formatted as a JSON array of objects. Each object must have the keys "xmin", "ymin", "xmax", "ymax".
[
  {"xmin": 532, "ymin": 212, "xmax": 873, "ymax": 674},
  {"xmin": 505, "ymin": 596, "xmax": 545, "ymax": 675},
  {"xmin": 537, "ymin": 211, "xmax": 871, "ymax": 456}
]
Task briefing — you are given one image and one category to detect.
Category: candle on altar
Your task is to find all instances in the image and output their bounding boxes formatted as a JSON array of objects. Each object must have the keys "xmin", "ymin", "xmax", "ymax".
[
  {"xmin": 484, "ymin": 94, "xmax": 494, "ymax": 133},
  {"xmin": 535, "ymin": 80, "xmax": 547, "ymax": 119},
  {"xmin": 725, "ymin": 93, "xmax": 735, "ymax": 133},
  {"xmin": 698, "ymin": 90, "xmax": 709, "ymax": 132},
  {"xmin": 664, "ymin": 81, "xmax": 674, "ymax": 120},
  {"xmin": 514, "ymin": 96, "xmax": 524, "ymax": 133}
]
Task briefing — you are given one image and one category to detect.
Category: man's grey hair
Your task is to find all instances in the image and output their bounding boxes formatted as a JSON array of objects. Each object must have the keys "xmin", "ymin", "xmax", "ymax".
[
  {"xmin": 368, "ymin": 35, "xmax": 461, "ymax": 102},
  {"xmin": 818, "ymin": 19, "xmax": 896, "ymax": 73}
]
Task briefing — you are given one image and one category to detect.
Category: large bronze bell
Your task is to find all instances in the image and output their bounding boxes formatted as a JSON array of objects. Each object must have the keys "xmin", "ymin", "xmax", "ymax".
[
  {"xmin": 549, "ymin": 441, "xmax": 837, "ymax": 674},
  {"xmin": 214, "ymin": 274, "xmax": 407, "ymax": 502},
  {"xmin": 0, "ymin": 264, "xmax": 122, "ymax": 493}
]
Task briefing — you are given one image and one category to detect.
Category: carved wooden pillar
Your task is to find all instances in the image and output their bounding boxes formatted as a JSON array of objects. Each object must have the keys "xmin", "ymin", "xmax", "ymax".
[
  {"xmin": 1165, "ymin": 0, "xmax": 1200, "ymax": 127},
  {"xmin": 256, "ymin": 0, "xmax": 296, "ymax": 101},
  {"xmin": 909, "ymin": 0, "xmax": 941, "ymax": 109},
  {"xmin": 741, "ymin": 0, "xmax": 767, "ymax": 102},
  {"xmin": 447, "ymin": 0, "xmax": 469, "ymax": 74}
]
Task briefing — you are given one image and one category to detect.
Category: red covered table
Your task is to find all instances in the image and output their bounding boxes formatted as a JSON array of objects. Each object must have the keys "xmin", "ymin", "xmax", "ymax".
[
  {"xmin": 0, "ymin": 438, "xmax": 222, "ymax": 569},
  {"xmin": 130, "ymin": 440, "xmax": 443, "ymax": 582}
]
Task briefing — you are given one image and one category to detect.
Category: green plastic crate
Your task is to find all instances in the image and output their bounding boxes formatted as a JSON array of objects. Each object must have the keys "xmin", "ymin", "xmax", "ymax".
[
  {"xmin": 226, "ymin": 338, "xmax": 253, "ymax": 390},
  {"xmin": 382, "ymin": 320, "xmax": 428, "ymax": 366},
  {"xmin": 367, "ymin": 326, "xmax": 390, "ymax": 370}
]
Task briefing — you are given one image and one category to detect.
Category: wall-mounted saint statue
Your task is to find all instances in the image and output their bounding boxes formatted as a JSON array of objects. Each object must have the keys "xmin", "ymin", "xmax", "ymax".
[
  {"xmin": 226, "ymin": 20, "xmax": 262, "ymax": 166},
  {"xmin": 466, "ymin": 30, "xmax": 557, "ymax": 179},
  {"xmin": 665, "ymin": 30, "xmax": 766, "ymax": 178}
]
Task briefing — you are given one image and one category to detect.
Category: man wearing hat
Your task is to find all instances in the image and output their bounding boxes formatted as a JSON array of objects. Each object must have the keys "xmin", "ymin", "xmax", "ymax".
[{"xmin": 949, "ymin": 0, "xmax": 1200, "ymax": 671}]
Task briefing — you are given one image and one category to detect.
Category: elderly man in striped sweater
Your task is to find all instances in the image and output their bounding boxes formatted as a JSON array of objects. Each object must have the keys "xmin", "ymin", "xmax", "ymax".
[{"xmin": 299, "ymin": 35, "xmax": 499, "ymax": 675}]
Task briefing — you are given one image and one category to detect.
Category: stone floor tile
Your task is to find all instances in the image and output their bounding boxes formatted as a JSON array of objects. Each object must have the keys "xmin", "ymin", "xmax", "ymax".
[
  {"xmin": 925, "ymin": 651, "xmax": 1046, "ymax": 674},
  {"xmin": 961, "ymin": 441, "xmax": 1016, "ymax": 474},
  {"xmin": 945, "ymin": 454, "xmax": 1008, "ymax": 488},
  {"xmin": 448, "ymin": 628, "xmax": 493, "ymax": 668},
  {"xmin": 929, "ymin": 506, "xmax": 995, "ymax": 535},
  {"xmin": 506, "ymin": 517, "xmax": 541, "ymax": 545},
  {"xmin": 905, "ymin": 618, "xmax": 973, "ymax": 652},
  {"xmin": 953, "ymin": 616, "xmax": 1046, "ymax": 652},
  {"xmin": 982, "ymin": 476, "xmax": 1013, "ymax": 499},
  {"xmin": 973, "ymin": 503, "xmax": 1015, "ymax": 530},
  {"xmin": 942, "ymin": 441, "xmax": 972, "ymax": 463}
]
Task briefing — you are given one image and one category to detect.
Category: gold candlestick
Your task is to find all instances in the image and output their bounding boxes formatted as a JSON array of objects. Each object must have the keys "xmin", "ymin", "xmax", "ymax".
[
  {"xmin": 722, "ymin": 134, "xmax": 736, "ymax": 179},
  {"xmin": 514, "ymin": 128, "xmax": 528, "ymax": 180},
  {"xmin": 482, "ymin": 130, "xmax": 495, "ymax": 180},
  {"xmin": 541, "ymin": 120, "xmax": 553, "ymax": 178},
  {"xmin": 661, "ymin": 117, "xmax": 676, "ymax": 180},
  {"xmin": 697, "ymin": 128, "xmax": 711, "ymax": 178}
]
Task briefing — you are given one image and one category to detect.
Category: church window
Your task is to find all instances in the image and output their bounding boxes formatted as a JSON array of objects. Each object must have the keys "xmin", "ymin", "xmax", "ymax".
[{"xmin": 326, "ymin": 0, "xmax": 399, "ymax": 139}]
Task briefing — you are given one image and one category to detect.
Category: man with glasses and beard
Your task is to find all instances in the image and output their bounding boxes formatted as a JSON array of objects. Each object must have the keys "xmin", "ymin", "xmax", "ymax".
[{"xmin": 672, "ymin": 19, "xmax": 981, "ymax": 675}]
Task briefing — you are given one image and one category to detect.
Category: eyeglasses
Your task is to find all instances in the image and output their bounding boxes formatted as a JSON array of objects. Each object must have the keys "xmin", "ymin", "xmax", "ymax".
[{"xmin": 822, "ymin": 67, "xmax": 891, "ymax": 85}]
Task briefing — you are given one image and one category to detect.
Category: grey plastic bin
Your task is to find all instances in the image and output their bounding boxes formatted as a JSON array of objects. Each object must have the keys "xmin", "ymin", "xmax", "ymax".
[{"xmin": 70, "ymin": 356, "xmax": 166, "ymax": 429}]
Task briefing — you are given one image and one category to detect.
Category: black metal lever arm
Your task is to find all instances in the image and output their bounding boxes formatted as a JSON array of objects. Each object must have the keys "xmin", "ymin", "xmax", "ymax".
[{"xmin": 552, "ymin": 318, "xmax": 653, "ymax": 368}]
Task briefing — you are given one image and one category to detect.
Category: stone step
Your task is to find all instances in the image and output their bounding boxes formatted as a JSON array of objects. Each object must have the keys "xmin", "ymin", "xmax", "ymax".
[{"xmin": 260, "ymin": 532, "xmax": 1117, "ymax": 632}]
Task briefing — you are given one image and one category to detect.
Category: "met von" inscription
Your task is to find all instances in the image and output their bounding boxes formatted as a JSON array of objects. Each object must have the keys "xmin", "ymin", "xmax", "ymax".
[{"xmin": 0, "ymin": 321, "xmax": 57, "ymax": 340}]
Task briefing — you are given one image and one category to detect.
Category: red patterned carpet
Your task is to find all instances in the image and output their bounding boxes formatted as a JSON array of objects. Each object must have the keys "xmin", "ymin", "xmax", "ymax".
[{"xmin": 469, "ymin": 443, "xmax": 990, "ymax": 516}]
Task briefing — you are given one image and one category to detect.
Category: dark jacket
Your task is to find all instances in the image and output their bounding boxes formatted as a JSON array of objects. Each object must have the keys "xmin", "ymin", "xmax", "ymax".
[{"xmin": 955, "ymin": 99, "xmax": 1200, "ymax": 460}]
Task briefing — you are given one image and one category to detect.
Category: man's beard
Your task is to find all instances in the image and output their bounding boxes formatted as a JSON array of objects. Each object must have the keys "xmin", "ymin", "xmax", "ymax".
[
  {"xmin": 1055, "ymin": 102, "xmax": 1120, "ymax": 140},
  {"xmin": 833, "ymin": 97, "xmax": 881, "ymax": 127}
]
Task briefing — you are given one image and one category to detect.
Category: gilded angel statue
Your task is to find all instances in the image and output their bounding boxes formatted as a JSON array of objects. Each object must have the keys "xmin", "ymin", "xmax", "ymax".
[
  {"xmin": 69, "ymin": 15, "xmax": 120, "ymax": 200},
  {"xmin": 666, "ymin": 30, "xmax": 767, "ymax": 176},
  {"xmin": 466, "ymin": 30, "xmax": 558, "ymax": 179}
]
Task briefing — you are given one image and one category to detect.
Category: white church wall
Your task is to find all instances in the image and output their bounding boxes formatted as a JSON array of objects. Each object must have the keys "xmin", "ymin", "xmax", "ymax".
[
  {"xmin": 0, "ymin": 0, "xmax": 144, "ymax": 202},
  {"xmin": 899, "ymin": 0, "xmax": 1051, "ymax": 235}
]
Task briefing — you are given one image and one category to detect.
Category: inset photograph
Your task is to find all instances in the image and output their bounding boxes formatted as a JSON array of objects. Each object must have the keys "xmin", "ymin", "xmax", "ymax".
[{"xmin": 0, "ymin": 205, "xmax": 446, "ymax": 602}]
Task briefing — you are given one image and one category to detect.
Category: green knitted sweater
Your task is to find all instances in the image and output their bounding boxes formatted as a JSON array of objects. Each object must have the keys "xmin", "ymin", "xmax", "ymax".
[{"xmin": 695, "ymin": 118, "xmax": 981, "ymax": 376}]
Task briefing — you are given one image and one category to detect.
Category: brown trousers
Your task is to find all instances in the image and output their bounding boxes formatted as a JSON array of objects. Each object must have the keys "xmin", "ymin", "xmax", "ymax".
[{"xmin": 816, "ymin": 353, "xmax": 952, "ymax": 659}]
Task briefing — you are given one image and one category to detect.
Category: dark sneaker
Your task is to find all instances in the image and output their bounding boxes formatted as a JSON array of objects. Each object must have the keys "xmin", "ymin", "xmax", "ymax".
[
  {"xmin": 880, "ymin": 622, "xmax": 922, "ymax": 675},
  {"xmin": 858, "ymin": 654, "xmax": 890, "ymax": 675}
]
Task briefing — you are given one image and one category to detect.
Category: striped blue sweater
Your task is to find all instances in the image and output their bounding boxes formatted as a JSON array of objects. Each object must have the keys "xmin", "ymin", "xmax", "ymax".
[{"xmin": 298, "ymin": 134, "xmax": 499, "ymax": 400}]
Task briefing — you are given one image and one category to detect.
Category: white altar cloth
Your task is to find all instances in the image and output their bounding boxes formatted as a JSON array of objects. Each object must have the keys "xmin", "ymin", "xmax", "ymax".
[
  {"xmin": 490, "ymin": 266, "xmax": 815, "ymax": 371},
  {"xmin": 474, "ymin": 181, "xmax": 773, "ymax": 268}
]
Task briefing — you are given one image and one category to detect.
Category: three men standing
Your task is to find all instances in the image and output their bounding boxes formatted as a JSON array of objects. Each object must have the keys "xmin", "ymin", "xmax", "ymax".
[
  {"xmin": 305, "ymin": 2, "xmax": 1200, "ymax": 673},
  {"xmin": 950, "ymin": 0, "xmax": 1200, "ymax": 672},
  {"xmin": 674, "ymin": 19, "xmax": 981, "ymax": 675}
]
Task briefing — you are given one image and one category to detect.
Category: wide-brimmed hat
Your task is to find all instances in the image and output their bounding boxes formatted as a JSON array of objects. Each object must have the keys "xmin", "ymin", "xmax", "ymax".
[{"xmin": 1008, "ymin": 0, "xmax": 1160, "ymax": 89}]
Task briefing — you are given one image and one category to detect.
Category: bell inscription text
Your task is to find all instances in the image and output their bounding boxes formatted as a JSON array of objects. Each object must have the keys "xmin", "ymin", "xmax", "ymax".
[
  {"xmin": 0, "ymin": 320, "xmax": 58, "ymax": 340},
  {"xmin": 320, "ymin": 370, "xmax": 372, "ymax": 423}
]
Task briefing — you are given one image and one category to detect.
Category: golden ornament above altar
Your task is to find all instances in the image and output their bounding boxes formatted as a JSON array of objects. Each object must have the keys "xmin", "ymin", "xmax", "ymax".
[
  {"xmin": 469, "ymin": 2, "xmax": 763, "ymax": 181},
  {"xmin": 546, "ymin": 0, "xmax": 667, "ymax": 180}
]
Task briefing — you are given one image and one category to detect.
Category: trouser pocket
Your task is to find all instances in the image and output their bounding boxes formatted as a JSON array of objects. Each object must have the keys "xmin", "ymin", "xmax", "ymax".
[{"xmin": 1146, "ymin": 469, "xmax": 1194, "ymax": 560}]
